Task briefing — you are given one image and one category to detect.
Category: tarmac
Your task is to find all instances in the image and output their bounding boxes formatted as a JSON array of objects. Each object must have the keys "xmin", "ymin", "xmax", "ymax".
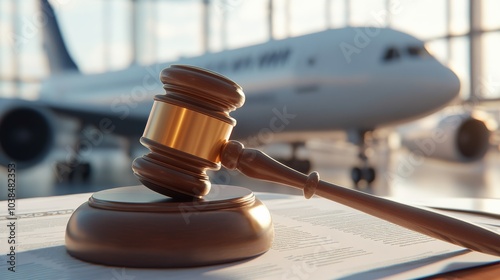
[{"xmin": 1, "ymin": 138, "xmax": 499, "ymax": 201}]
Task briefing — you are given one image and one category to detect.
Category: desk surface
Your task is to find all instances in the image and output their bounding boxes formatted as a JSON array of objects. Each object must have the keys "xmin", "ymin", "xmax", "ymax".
[
  {"xmin": 1, "ymin": 191, "xmax": 499, "ymax": 279},
  {"xmin": 429, "ymin": 262, "xmax": 500, "ymax": 279}
]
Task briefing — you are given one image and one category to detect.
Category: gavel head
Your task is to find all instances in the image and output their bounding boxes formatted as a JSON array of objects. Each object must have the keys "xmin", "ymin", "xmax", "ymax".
[{"xmin": 132, "ymin": 65, "xmax": 245, "ymax": 199}]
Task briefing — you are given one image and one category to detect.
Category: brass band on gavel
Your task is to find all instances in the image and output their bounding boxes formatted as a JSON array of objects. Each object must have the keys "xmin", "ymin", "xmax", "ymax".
[{"xmin": 142, "ymin": 101, "xmax": 233, "ymax": 164}]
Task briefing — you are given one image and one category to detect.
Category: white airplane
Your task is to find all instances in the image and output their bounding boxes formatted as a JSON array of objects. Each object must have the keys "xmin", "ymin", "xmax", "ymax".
[{"xmin": 1, "ymin": 0, "xmax": 478, "ymax": 186}]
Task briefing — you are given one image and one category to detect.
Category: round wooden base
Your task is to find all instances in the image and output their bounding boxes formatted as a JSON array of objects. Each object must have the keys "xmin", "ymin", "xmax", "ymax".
[{"xmin": 65, "ymin": 185, "xmax": 274, "ymax": 268}]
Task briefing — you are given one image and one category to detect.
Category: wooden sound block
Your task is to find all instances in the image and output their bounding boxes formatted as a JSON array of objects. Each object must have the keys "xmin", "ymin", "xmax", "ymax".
[{"xmin": 65, "ymin": 185, "xmax": 274, "ymax": 268}]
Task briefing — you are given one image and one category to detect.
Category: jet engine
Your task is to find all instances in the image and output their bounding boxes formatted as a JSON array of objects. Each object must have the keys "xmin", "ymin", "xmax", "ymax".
[
  {"xmin": 0, "ymin": 102, "xmax": 55, "ymax": 169},
  {"xmin": 401, "ymin": 113, "xmax": 491, "ymax": 162}
]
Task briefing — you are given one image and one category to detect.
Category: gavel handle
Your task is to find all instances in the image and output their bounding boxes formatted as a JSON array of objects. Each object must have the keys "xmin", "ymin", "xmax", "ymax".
[{"xmin": 221, "ymin": 140, "xmax": 500, "ymax": 256}]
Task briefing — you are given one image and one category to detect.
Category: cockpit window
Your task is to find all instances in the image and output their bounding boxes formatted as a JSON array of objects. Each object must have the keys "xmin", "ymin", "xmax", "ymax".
[
  {"xmin": 407, "ymin": 45, "xmax": 430, "ymax": 57},
  {"xmin": 382, "ymin": 45, "xmax": 432, "ymax": 63},
  {"xmin": 383, "ymin": 47, "xmax": 401, "ymax": 61}
]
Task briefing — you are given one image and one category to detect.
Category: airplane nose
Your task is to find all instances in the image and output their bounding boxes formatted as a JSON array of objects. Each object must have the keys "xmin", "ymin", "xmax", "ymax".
[
  {"xmin": 423, "ymin": 64, "xmax": 461, "ymax": 107},
  {"xmin": 397, "ymin": 62, "xmax": 462, "ymax": 119},
  {"xmin": 442, "ymin": 67, "xmax": 461, "ymax": 101}
]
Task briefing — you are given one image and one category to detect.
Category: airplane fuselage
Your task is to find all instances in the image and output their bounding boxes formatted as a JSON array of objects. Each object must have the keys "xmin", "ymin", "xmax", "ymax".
[{"xmin": 39, "ymin": 27, "xmax": 460, "ymax": 142}]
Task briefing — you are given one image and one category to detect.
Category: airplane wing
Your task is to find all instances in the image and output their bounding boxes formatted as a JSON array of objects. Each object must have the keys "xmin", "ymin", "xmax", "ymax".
[{"xmin": 44, "ymin": 99, "xmax": 150, "ymax": 138}]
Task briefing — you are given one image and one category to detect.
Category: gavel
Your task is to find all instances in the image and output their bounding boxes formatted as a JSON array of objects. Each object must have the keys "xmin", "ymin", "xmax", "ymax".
[{"xmin": 132, "ymin": 65, "xmax": 500, "ymax": 257}]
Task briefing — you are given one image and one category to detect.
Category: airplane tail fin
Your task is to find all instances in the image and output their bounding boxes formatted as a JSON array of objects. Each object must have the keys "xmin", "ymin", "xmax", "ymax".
[{"xmin": 40, "ymin": 0, "xmax": 79, "ymax": 74}]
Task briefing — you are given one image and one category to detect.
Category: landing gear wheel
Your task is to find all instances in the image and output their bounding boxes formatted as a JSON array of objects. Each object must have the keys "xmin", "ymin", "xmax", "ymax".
[
  {"xmin": 292, "ymin": 159, "xmax": 311, "ymax": 174},
  {"xmin": 55, "ymin": 161, "xmax": 92, "ymax": 183},
  {"xmin": 77, "ymin": 162, "xmax": 91, "ymax": 182},
  {"xmin": 351, "ymin": 167, "xmax": 362, "ymax": 186},
  {"xmin": 364, "ymin": 167, "xmax": 376, "ymax": 184},
  {"xmin": 348, "ymin": 130, "xmax": 377, "ymax": 188},
  {"xmin": 350, "ymin": 166, "xmax": 376, "ymax": 187},
  {"xmin": 55, "ymin": 125, "xmax": 94, "ymax": 184}
]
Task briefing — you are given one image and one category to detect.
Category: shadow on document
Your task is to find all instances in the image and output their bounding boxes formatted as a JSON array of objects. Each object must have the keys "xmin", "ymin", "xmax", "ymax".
[
  {"xmin": 5, "ymin": 245, "xmax": 277, "ymax": 280},
  {"xmin": 337, "ymin": 250, "xmax": 470, "ymax": 280}
]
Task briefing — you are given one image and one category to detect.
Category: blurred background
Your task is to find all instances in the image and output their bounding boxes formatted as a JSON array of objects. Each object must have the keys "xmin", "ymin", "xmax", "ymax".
[{"xmin": 1, "ymin": 0, "xmax": 500, "ymax": 202}]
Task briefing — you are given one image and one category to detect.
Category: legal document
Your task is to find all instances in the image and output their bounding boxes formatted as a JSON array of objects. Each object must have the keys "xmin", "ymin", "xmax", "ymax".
[{"xmin": 1, "ymin": 189, "xmax": 499, "ymax": 279}]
